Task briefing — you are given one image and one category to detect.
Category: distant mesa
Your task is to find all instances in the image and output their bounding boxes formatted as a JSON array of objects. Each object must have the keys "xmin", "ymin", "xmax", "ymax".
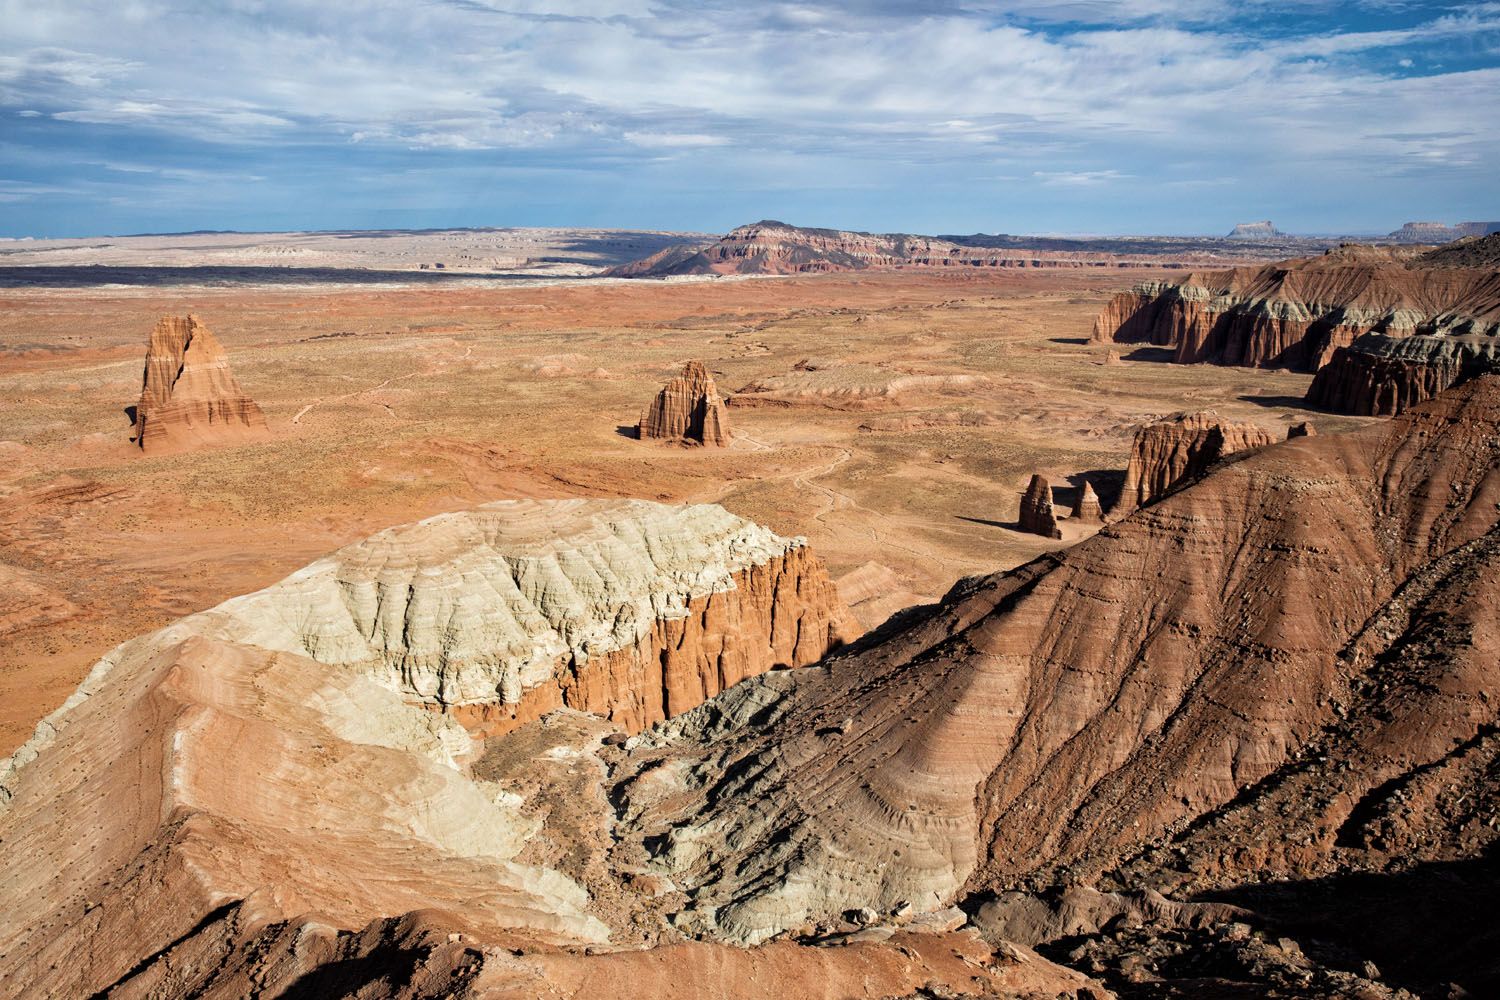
[
  {"xmin": 1226, "ymin": 221, "xmax": 1281, "ymax": 239},
  {"xmin": 606, "ymin": 219, "xmax": 1212, "ymax": 278},
  {"xmin": 1388, "ymin": 220, "xmax": 1500, "ymax": 243},
  {"xmin": 1118, "ymin": 411, "xmax": 1274, "ymax": 514},
  {"xmin": 1018, "ymin": 474, "xmax": 1062, "ymax": 539},
  {"xmin": 131, "ymin": 315, "xmax": 267, "ymax": 453},
  {"xmin": 1091, "ymin": 238, "xmax": 1500, "ymax": 416},
  {"xmin": 637, "ymin": 360, "xmax": 731, "ymax": 445}
]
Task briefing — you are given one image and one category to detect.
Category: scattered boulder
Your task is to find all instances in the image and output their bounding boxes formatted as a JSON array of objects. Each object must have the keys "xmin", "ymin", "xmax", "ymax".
[
  {"xmin": 1070, "ymin": 481, "xmax": 1103, "ymax": 524},
  {"xmin": 1018, "ymin": 474, "xmax": 1062, "ymax": 539},
  {"xmin": 638, "ymin": 360, "xmax": 731, "ymax": 445},
  {"xmin": 1117, "ymin": 411, "xmax": 1274, "ymax": 513},
  {"xmin": 132, "ymin": 315, "xmax": 267, "ymax": 453}
]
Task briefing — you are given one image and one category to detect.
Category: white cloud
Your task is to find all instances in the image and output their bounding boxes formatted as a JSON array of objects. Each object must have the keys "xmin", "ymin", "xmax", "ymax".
[{"xmin": 622, "ymin": 131, "xmax": 729, "ymax": 148}]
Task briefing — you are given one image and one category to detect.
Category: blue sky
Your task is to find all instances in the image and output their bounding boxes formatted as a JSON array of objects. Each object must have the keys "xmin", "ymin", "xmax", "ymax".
[{"xmin": 1, "ymin": 0, "xmax": 1497, "ymax": 237}]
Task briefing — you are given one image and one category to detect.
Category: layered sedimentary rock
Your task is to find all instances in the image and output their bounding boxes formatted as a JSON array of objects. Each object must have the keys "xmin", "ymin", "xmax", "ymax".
[
  {"xmin": 1069, "ymin": 481, "xmax": 1103, "ymax": 523},
  {"xmin": 602, "ymin": 378, "xmax": 1500, "ymax": 993},
  {"xmin": 132, "ymin": 315, "xmax": 268, "ymax": 452},
  {"xmin": 1117, "ymin": 410, "xmax": 1274, "ymax": 513},
  {"xmin": 8, "ymin": 378, "xmax": 1500, "ymax": 995},
  {"xmin": 637, "ymin": 360, "xmax": 731, "ymax": 445},
  {"xmin": 168, "ymin": 499, "xmax": 851, "ymax": 736},
  {"xmin": 1389, "ymin": 220, "xmax": 1500, "ymax": 242},
  {"xmin": 1307, "ymin": 332, "xmax": 1500, "ymax": 415},
  {"xmin": 610, "ymin": 220, "xmax": 1199, "ymax": 277},
  {"xmin": 1227, "ymin": 221, "xmax": 1280, "ymax": 239},
  {"xmin": 1017, "ymin": 474, "xmax": 1062, "ymax": 538},
  {"xmin": 0, "ymin": 498, "xmax": 1093, "ymax": 1000},
  {"xmin": 1092, "ymin": 244, "xmax": 1500, "ymax": 371}
]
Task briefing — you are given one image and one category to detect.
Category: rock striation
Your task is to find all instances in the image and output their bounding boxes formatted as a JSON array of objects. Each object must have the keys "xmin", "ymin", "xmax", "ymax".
[
  {"xmin": 1017, "ymin": 474, "xmax": 1062, "ymax": 538},
  {"xmin": 7, "ymin": 377, "xmax": 1500, "ymax": 995},
  {"xmin": 179, "ymin": 499, "xmax": 851, "ymax": 736},
  {"xmin": 637, "ymin": 360, "xmax": 731, "ymax": 445},
  {"xmin": 1069, "ymin": 481, "xmax": 1103, "ymax": 523},
  {"xmin": 131, "ymin": 315, "xmax": 268, "ymax": 452},
  {"xmin": 0, "ymin": 494, "xmax": 1098, "ymax": 1000},
  {"xmin": 601, "ymin": 377, "xmax": 1500, "ymax": 991},
  {"xmin": 1307, "ymin": 332, "xmax": 1500, "ymax": 416},
  {"xmin": 1091, "ymin": 244, "xmax": 1500, "ymax": 372},
  {"xmin": 1116, "ymin": 410, "xmax": 1273, "ymax": 513}
]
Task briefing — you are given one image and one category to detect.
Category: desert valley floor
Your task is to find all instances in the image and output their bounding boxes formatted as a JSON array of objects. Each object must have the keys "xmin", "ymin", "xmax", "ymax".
[{"xmin": 0, "ymin": 266, "xmax": 1368, "ymax": 754}]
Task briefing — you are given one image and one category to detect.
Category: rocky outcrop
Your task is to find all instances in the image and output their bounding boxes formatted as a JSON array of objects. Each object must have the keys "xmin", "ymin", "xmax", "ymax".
[
  {"xmin": 1306, "ymin": 332, "xmax": 1500, "ymax": 415},
  {"xmin": 1414, "ymin": 232, "xmax": 1500, "ymax": 269},
  {"xmin": 1092, "ymin": 245, "xmax": 1500, "ymax": 371},
  {"xmin": 1018, "ymin": 474, "xmax": 1062, "ymax": 538},
  {"xmin": 1069, "ymin": 481, "xmax": 1102, "ymax": 523},
  {"xmin": 1227, "ymin": 221, "xmax": 1281, "ymax": 239},
  {"xmin": 638, "ymin": 360, "xmax": 731, "ymax": 445},
  {"xmin": 146, "ymin": 499, "xmax": 851, "ymax": 736},
  {"xmin": 7, "ymin": 380, "xmax": 1500, "ymax": 995},
  {"xmin": 1286, "ymin": 420, "xmax": 1315, "ymax": 438},
  {"xmin": 603, "ymin": 377, "xmax": 1500, "ymax": 985},
  {"xmin": 132, "ymin": 315, "xmax": 267, "ymax": 452},
  {"xmin": 1117, "ymin": 411, "xmax": 1273, "ymax": 513}
]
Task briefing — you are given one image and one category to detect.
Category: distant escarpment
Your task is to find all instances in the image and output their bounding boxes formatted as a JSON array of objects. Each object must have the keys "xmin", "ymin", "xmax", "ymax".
[
  {"xmin": 1389, "ymin": 220, "xmax": 1500, "ymax": 243},
  {"xmin": 132, "ymin": 315, "xmax": 267, "ymax": 452},
  {"xmin": 638, "ymin": 360, "xmax": 731, "ymax": 445},
  {"xmin": 1092, "ymin": 243, "xmax": 1500, "ymax": 374},
  {"xmin": 609, "ymin": 220, "xmax": 1198, "ymax": 277},
  {"xmin": 1117, "ymin": 410, "xmax": 1274, "ymax": 514}
]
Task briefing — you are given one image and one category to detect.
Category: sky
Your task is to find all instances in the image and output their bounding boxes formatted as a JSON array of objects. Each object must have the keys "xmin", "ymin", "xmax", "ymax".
[{"xmin": 0, "ymin": 0, "xmax": 1497, "ymax": 238}]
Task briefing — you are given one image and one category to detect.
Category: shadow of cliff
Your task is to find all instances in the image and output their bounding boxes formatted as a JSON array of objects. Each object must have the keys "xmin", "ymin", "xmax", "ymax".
[
  {"xmin": 1195, "ymin": 851, "xmax": 1500, "ymax": 997},
  {"xmin": 1062, "ymin": 470, "xmax": 1125, "ymax": 513},
  {"xmin": 956, "ymin": 515, "xmax": 1017, "ymax": 531},
  {"xmin": 1122, "ymin": 346, "xmax": 1177, "ymax": 363},
  {"xmin": 1237, "ymin": 392, "xmax": 1317, "ymax": 410}
]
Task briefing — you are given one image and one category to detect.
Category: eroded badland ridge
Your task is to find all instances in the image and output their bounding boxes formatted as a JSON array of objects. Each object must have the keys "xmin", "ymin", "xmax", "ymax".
[{"xmin": 2, "ymin": 224, "xmax": 1498, "ymax": 998}]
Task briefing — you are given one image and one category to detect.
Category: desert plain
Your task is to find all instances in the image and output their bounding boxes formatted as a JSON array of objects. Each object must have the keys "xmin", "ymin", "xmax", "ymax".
[{"xmin": 0, "ymin": 229, "xmax": 1366, "ymax": 755}]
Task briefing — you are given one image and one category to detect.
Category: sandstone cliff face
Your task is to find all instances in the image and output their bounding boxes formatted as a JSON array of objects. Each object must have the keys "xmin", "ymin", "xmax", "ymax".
[
  {"xmin": 1306, "ymin": 332, "xmax": 1500, "ymax": 416},
  {"xmin": 193, "ymin": 499, "xmax": 851, "ymax": 735},
  {"xmin": 638, "ymin": 360, "xmax": 731, "ymax": 445},
  {"xmin": 1117, "ymin": 410, "xmax": 1274, "ymax": 513},
  {"xmin": 1017, "ymin": 474, "xmax": 1061, "ymax": 538},
  {"xmin": 604, "ymin": 378, "xmax": 1500, "ymax": 965},
  {"xmin": 1092, "ymin": 247, "xmax": 1500, "ymax": 371},
  {"xmin": 1070, "ymin": 481, "xmax": 1103, "ymax": 523},
  {"xmin": 132, "ymin": 315, "xmax": 267, "ymax": 452}
]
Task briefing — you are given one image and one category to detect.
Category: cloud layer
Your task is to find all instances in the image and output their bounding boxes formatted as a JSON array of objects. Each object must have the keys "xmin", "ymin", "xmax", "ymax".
[{"xmin": 1, "ymin": 0, "xmax": 1496, "ymax": 235}]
